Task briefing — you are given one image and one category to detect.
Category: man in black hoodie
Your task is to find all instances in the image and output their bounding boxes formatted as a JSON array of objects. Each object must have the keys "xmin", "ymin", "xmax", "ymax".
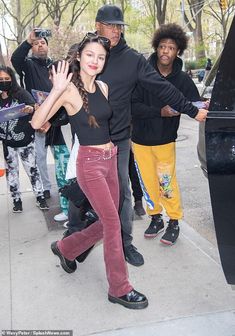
[
  {"xmin": 66, "ymin": 5, "xmax": 207, "ymax": 268},
  {"xmin": 132, "ymin": 23, "xmax": 201, "ymax": 246},
  {"xmin": 11, "ymin": 30, "xmax": 70, "ymax": 221},
  {"xmin": 95, "ymin": 6, "xmax": 208, "ymax": 266},
  {"xmin": 11, "ymin": 32, "xmax": 53, "ymax": 199}
]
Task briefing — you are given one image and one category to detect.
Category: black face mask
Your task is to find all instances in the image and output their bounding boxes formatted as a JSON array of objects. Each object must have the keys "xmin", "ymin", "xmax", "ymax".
[{"xmin": 0, "ymin": 81, "xmax": 12, "ymax": 92}]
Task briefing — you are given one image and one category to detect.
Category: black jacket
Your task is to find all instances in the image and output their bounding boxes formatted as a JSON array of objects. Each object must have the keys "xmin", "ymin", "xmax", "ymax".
[
  {"xmin": 0, "ymin": 88, "xmax": 35, "ymax": 147},
  {"xmin": 131, "ymin": 53, "xmax": 200, "ymax": 145},
  {"xmin": 11, "ymin": 41, "xmax": 66, "ymax": 146},
  {"xmin": 98, "ymin": 38, "xmax": 198, "ymax": 142}
]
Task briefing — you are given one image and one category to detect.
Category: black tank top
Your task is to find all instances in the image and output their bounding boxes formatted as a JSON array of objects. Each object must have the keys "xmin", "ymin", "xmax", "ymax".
[{"xmin": 69, "ymin": 82, "xmax": 112, "ymax": 146}]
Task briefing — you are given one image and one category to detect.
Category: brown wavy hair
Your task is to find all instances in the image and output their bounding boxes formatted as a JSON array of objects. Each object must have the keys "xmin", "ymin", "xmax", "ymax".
[{"xmin": 68, "ymin": 33, "xmax": 110, "ymax": 127}]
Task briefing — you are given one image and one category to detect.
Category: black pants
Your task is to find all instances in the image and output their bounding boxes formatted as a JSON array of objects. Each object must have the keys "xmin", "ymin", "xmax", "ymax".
[
  {"xmin": 67, "ymin": 201, "xmax": 85, "ymax": 233},
  {"xmin": 129, "ymin": 149, "xmax": 143, "ymax": 202}
]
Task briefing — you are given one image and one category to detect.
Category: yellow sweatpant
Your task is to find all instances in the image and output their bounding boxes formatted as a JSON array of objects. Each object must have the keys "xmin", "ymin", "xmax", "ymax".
[{"xmin": 132, "ymin": 142, "xmax": 183, "ymax": 219}]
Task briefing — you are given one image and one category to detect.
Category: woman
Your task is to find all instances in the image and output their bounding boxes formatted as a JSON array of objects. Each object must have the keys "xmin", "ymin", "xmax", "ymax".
[
  {"xmin": 31, "ymin": 33, "xmax": 148, "ymax": 309},
  {"xmin": 0, "ymin": 65, "xmax": 48, "ymax": 212}
]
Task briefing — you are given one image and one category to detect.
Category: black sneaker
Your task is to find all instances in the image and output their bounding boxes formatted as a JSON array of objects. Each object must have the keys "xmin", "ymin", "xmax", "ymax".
[
  {"xmin": 13, "ymin": 199, "xmax": 22, "ymax": 213},
  {"xmin": 160, "ymin": 219, "xmax": 180, "ymax": 245},
  {"xmin": 43, "ymin": 190, "xmax": 51, "ymax": 199},
  {"xmin": 51, "ymin": 241, "xmax": 77, "ymax": 273},
  {"xmin": 134, "ymin": 200, "xmax": 146, "ymax": 216},
  {"xmin": 124, "ymin": 244, "xmax": 144, "ymax": 267},
  {"xmin": 36, "ymin": 196, "xmax": 49, "ymax": 210},
  {"xmin": 144, "ymin": 214, "xmax": 164, "ymax": 238}
]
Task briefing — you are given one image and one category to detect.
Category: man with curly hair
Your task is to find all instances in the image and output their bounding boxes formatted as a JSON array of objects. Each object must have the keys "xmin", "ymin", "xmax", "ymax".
[{"xmin": 132, "ymin": 23, "xmax": 201, "ymax": 245}]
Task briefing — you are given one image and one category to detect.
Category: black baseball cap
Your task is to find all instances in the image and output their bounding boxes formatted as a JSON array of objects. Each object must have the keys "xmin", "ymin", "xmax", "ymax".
[{"xmin": 95, "ymin": 5, "xmax": 127, "ymax": 25}]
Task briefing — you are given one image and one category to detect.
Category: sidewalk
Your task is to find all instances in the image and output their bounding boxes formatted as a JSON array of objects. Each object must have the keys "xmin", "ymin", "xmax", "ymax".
[{"xmin": 0, "ymin": 155, "xmax": 235, "ymax": 336}]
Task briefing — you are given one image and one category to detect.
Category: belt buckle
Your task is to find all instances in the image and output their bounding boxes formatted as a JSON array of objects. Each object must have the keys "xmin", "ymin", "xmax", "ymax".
[{"xmin": 103, "ymin": 148, "xmax": 112, "ymax": 160}]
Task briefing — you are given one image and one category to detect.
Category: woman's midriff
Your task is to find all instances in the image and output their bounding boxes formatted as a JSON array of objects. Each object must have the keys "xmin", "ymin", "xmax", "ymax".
[{"xmin": 87, "ymin": 141, "xmax": 113, "ymax": 150}]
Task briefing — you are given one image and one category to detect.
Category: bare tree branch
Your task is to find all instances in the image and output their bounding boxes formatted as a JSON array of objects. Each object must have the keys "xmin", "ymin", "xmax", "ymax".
[
  {"xmin": 0, "ymin": 0, "xmax": 19, "ymax": 22},
  {"xmin": 21, "ymin": 3, "xmax": 40, "ymax": 26},
  {"xmin": 41, "ymin": 0, "xmax": 73, "ymax": 26},
  {"xmin": 0, "ymin": 16, "xmax": 15, "ymax": 38},
  {"xmin": 0, "ymin": 32, "xmax": 17, "ymax": 42},
  {"xmin": 204, "ymin": 0, "xmax": 235, "ymax": 45},
  {"xmin": 36, "ymin": 12, "xmax": 53, "ymax": 27},
  {"xmin": 69, "ymin": 0, "xmax": 90, "ymax": 27},
  {"xmin": 183, "ymin": 0, "xmax": 205, "ymax": 59}
]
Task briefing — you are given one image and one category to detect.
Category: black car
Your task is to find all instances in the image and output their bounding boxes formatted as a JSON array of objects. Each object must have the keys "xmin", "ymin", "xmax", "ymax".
[
  {"xmin": 197, "ymin": 55, "xmax": 220, "ymax": 177},
  {"xmin": 197, "ymin": 15, "xmax": 235, "ymax": 286}
]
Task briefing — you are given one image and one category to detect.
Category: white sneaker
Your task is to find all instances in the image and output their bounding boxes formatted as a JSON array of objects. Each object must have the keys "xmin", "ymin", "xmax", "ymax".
[{"xmin": 54, "ymin": 212, "xmax": 68, "ymax": 222}]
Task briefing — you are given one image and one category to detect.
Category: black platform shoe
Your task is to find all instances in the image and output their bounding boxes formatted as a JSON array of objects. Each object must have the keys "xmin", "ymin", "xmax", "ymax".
[
  {"xmin": 51, "ymin": 241, "xmax": 77, "ymax": 273},
  {"xmin": 108, "ymin": 289, "xmax": 148, "ymax": 309}
]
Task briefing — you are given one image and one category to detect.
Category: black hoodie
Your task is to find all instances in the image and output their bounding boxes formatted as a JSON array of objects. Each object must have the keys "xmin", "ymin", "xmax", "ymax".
[
  {"xmin": 11, "ymin": 41, "xmax": 53, "ymax": 92},
  {"xmin": 97, "ymin": 38, "xmax": 199, "ymax": 142},
  {"xmin": 131, "ymin": 53, "xmax": 200, "ymax": 145}
]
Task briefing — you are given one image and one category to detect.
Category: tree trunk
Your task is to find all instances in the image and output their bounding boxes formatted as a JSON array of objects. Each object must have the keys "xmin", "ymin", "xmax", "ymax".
[
  {"xmin": 184, "ymin": 0, "xmax": 206, "ymax": 60},
  {"xmin": 194, "ymin": 11, "xmax": 205, "ymax": 59},
  {"xmin": 16, "ymin": 0, "xmax": 23, "ymax": 44},
  {"xmin": 0, "ymin": 43, "xmax": 5, "ymax": 65},
  {"xmin": 154, "ymin": 0, "xmax": 168, "ymax": 25}
]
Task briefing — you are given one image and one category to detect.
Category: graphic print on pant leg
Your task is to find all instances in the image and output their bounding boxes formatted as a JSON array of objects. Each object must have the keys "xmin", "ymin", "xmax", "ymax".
[
  {"xmin": 53, "ymin": 145, "xmax": 70, "ymax": 215},
  {"xmin": 134, "ymin": 160, "xmax": 154, "ymax": 210},
  {"xmin": 19, "ymin": 142, "xmax": 44, "ymax": 197},
  {"xmin": 157, "ymin": 163, "xmax": 173, "ymax": 199},
  {"xmin": 4, "ymin": 146, "xmax": 21, "ymax": 200}
]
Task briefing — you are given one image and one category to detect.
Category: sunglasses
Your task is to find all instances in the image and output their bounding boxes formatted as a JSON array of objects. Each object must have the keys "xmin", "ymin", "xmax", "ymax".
[
  {"xmin": 81, "ymin": 32, "xmax": 111, "ymax": 48},
  {"xmin": 101, "ymin": 22, "xmax": 124, "ymax": 31}
]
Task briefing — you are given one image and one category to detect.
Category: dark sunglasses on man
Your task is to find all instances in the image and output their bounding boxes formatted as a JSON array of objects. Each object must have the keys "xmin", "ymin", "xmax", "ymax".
[{"xmin": 101, "ymin": 22, "xmax": 124, "ymax": 30}]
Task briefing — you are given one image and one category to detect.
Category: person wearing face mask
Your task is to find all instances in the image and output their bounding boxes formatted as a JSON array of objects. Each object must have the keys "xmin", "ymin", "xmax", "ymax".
[
  {"xmin": 0, "ymin": 65, "xmax": 49, "ymax": 212},
  {"xmin": 11, "ymin": 29, "xmax": 70, "ymax": 222}
]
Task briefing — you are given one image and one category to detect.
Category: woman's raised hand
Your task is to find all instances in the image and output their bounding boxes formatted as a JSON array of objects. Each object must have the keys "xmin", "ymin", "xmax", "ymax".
[{"xmin": 51, "ymin": 60, "xmax": 73, "ymax": 93}]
